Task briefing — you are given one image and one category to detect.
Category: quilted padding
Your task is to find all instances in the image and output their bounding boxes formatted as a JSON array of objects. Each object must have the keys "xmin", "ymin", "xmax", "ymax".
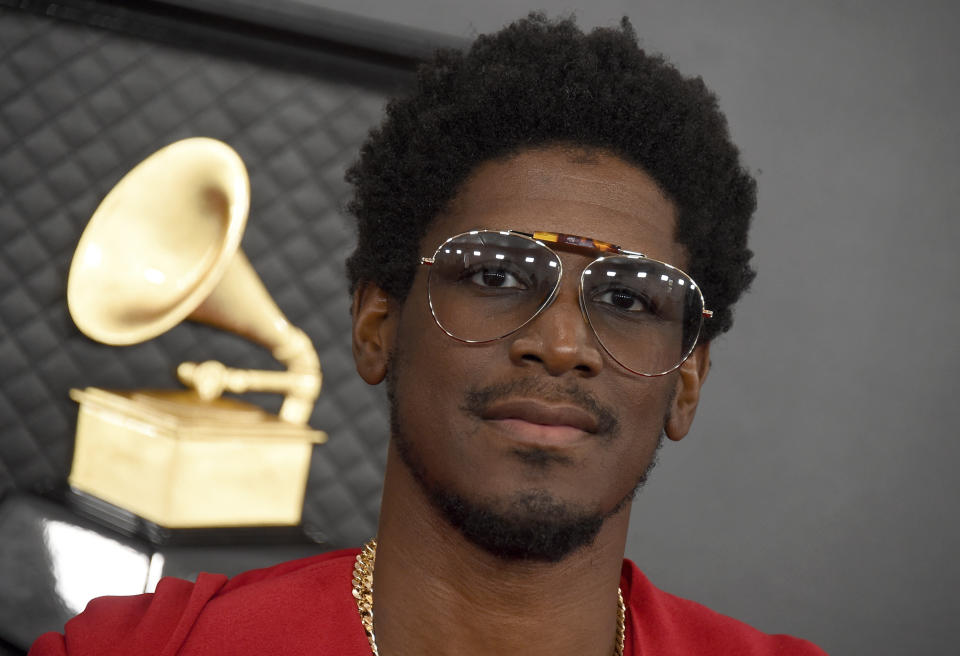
[{"xmin": 0, "ymin": 7, "xmax": 405, "ymax": 546}]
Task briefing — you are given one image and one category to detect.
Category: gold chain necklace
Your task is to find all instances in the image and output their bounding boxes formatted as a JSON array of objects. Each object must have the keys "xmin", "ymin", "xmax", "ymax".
[{"xmin": 352, "ymin": 539, "xmax": 626, "ymax": 656}]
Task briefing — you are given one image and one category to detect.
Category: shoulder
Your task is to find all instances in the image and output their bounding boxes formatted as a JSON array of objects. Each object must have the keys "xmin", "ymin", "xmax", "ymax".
[
  {"xmin": 28, "ymin": 573, "xmax": 228, "ymax": 656},
  {"xmin": 216, "ymin": 546, "xmax": 360, "ymax": 595},
  {"xmin": 29, "ymin": 548, "xmax": 362, "ymax": 656},
  {"xmin": 621, "ymin": 560, "xmax": 828, "ymax": 656}
]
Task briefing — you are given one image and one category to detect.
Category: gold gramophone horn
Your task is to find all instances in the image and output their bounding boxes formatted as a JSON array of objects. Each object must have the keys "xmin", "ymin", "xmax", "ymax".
[{"xmin": 67, "ymin": 137, "xmax": 321, "ymax": 424}]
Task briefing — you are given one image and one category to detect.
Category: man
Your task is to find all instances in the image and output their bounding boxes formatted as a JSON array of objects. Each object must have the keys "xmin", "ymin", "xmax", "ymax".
[{"xmin": 31, "ymin": 14, "xmax": 826, "ymax": 656}]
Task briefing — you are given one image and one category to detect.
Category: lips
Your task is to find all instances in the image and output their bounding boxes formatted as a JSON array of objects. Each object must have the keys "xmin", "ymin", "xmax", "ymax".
[{"xmin": 480, "ymin": 399, "xmax": 599, "ymax": 435}]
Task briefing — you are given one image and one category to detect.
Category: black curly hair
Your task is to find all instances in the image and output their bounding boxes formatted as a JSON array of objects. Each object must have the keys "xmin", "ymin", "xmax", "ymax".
[{"xmin": 345, "ymin": 13, "xmax": 756, "ymax": 342}]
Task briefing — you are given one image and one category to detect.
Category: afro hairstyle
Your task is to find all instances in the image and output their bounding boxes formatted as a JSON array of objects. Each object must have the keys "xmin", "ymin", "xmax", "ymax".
[{"xmin": 345, "ymin": 13, "xmax": 757, "ymax": 342}]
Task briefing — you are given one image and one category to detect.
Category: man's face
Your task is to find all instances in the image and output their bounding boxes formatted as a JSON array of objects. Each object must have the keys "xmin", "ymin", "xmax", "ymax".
[{"xmin": 359, "ymin": 146, "xmax": 708, "ymax": 561}]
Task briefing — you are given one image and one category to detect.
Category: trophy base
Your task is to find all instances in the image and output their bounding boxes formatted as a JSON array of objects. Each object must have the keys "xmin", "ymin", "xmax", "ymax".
[
  {"xmin": 68, "ymin": 388, "xmax": 327, "ymax": 530},
  {"xmin": 64, "ymin": 488, "xmax": 327, "ymax": 546}
]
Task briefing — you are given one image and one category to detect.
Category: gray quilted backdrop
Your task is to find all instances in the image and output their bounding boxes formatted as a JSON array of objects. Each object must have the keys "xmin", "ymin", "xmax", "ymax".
[{"xmin": 0, "ymin": 7, "xmax": 406, "ymax": 546}]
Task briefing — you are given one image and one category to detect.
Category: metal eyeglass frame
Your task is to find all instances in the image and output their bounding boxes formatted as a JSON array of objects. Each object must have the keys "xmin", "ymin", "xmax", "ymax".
[{"xmin": 419, "ymin": 229, "xmax": 713, "ymax": 376}]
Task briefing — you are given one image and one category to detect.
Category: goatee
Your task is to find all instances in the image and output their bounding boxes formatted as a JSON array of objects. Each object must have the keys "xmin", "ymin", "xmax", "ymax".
[{"xmin": 387, "ymin": 363, "xmax": 666, "ymax": 562}]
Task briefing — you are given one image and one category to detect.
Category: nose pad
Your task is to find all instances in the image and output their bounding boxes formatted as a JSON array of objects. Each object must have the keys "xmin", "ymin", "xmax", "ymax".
[{"xmin": 507, "ymin": 286, "xmax": 604, "ymax": 376}]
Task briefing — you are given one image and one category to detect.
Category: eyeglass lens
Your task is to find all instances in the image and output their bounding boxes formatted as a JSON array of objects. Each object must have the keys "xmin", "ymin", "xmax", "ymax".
[{"xmin": 427, "ymin": 231, "xmax": 704, "ymax": 375}]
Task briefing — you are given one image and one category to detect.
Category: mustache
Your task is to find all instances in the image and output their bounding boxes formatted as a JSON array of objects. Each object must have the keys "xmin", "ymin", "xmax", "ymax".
[{"xmin": 461, "ymin": 377, "xmax": 620, "ymax": 437}]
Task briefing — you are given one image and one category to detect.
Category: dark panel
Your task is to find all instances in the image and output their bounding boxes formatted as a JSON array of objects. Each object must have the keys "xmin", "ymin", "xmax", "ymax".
[
  {"xmin": 3, "ymin": 0, "xmax": 463, "ymax": 76},
  {"xmin": 0, "ymin": 6, "xmax": 399, "ymax": 550},
  {"xmin": 0, "ymin": 493, "xmax": 329, "ymax": 648}
]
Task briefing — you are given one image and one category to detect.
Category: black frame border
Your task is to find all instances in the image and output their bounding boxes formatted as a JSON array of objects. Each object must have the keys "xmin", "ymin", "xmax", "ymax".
[{"xmin": 2, "ymin": 0, "xmax": 469, "ymax": 83}]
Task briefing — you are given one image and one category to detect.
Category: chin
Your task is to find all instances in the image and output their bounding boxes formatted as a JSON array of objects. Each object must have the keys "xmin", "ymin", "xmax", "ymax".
[
  {"xmin": 430, "ymin": 487, "xmax": 607, "ymax": 562},
  {"xmin": 391, "ymin": 415, "xmax": 666, "ymax": 563}
]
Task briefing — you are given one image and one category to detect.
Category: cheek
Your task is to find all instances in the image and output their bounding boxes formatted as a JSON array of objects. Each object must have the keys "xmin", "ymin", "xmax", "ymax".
[
  {"xmin": 388, "ymin": 301, "xmax": 483, "ymax": 463},
  {"xmin": 594, "ymin": 375, "xmax": 676, "ymax": 486},
  {"xmin": 393, "ymin": 297, "xmax": 464, "ymax": 406}
]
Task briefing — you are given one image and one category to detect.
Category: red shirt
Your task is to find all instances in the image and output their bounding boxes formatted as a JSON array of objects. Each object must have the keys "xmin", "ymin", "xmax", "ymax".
[{"xmin": 29, "ymin": 548, "xmax": 827, "ymax": 655}]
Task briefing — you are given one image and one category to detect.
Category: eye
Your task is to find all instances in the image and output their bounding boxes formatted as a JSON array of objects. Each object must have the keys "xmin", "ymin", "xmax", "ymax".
[
  {"xmin": 464, "ymin": 265, "xmax": 526, "ymax": 289},
  {"xmin": 594, "ymin": 287, "xmax": 652, "ymax": 313}
]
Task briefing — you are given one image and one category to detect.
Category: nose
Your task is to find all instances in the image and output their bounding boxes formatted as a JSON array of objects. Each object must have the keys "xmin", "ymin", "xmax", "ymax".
[{"xmin": 507, "ymin": 283, "xmax": 604, "ymax": 377}]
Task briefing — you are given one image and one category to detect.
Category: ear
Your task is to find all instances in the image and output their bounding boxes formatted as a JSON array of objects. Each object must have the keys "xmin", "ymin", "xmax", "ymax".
[
  {"xmin": 351, "ymin": 282, "xmax": 395, "ymax": 385},
  {"xmin": 665, "ymin": 341, "xmax": 711, "ymax": 442}
]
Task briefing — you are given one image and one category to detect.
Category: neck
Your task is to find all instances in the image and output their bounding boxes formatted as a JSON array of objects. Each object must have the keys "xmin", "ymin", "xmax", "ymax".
[{"xmin": 369, "ymin": 445, "xmax": 631, "ymax": 656}]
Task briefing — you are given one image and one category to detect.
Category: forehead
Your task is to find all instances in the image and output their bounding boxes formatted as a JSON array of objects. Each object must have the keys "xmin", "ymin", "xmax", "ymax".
[{"xmin": 429, "ymin": 147, "xmax": 683, "ymax": 266}]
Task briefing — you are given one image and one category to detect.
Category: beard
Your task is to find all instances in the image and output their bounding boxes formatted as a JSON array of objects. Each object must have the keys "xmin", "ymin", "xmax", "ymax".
[{"xmin": 386, "ymin": 358, "xmax": 667, "ymax": 563}]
